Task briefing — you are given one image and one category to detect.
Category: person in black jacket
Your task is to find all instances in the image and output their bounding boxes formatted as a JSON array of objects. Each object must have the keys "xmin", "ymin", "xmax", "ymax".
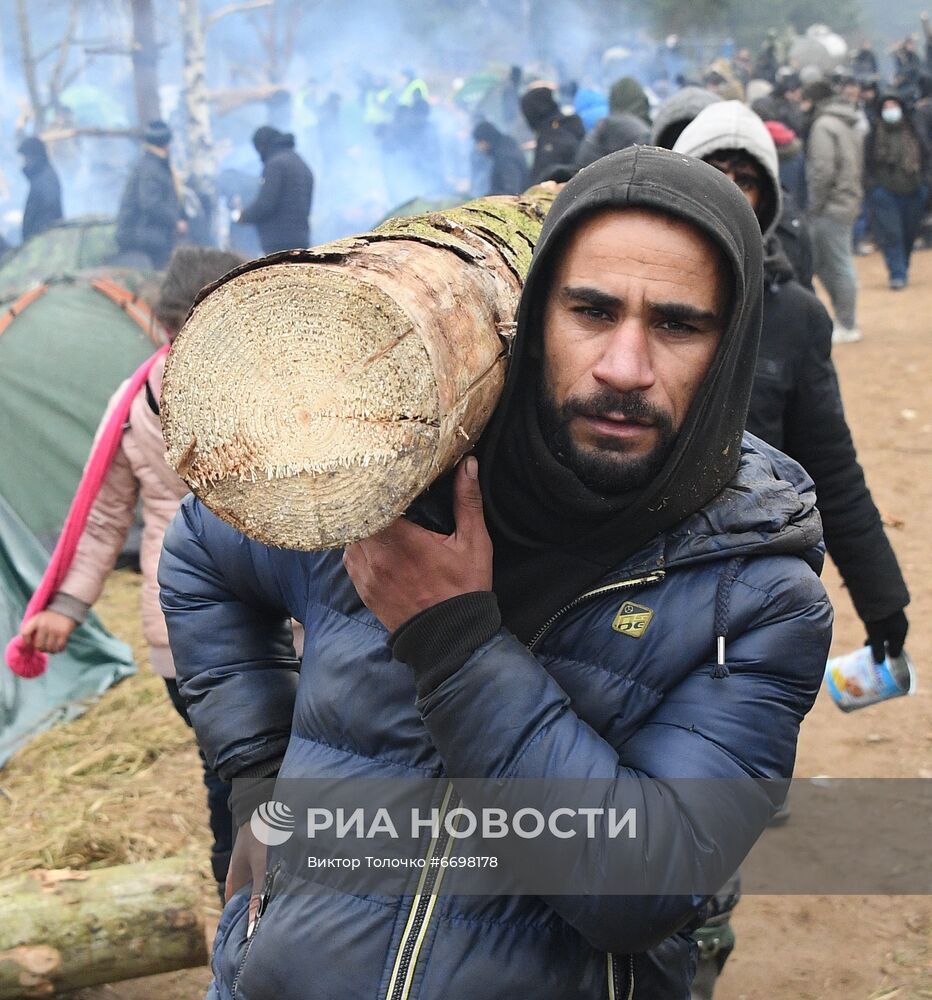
[
  {"xmin": 893, "ymin": 35, "xmax": 923, "ymax": 93},
  {"xmin": 853, "ymin": 40, "xmax": 879, "ymax": 79},
  {"xmin": 675, "ymin": 98, "xmax": 910, "ymax": 1000},
  {"xmin": 751, "ymin": 242, "xmax": 910, "ymax": 651},
  {"xmin": 234, "ymin": 126, "xmax": 313, "ymax": 254},
  {"xmin": 17, "ymin": 136, "xmax": 62, "ymax": 242},
  {"xmin": 751, "ymin": 70, "xmax": 806, "ymax": 137},
  {"xmin": 520, "ymin": 86, "xmax": 585, "ymax": 183},
  {"xmin": 676, "ymin": 101, "xmax": 909, "ymax": 666},
  {"xmin": 472, "ymin": 120, "xmax": 529, "ymax": 195},
  {"xmin": 115, "ymin": 120, "xmax": 184, "ymax": 270},
  {"xmin": 773, "ymin": 186, "xmax": 814, "ymax": 289}
]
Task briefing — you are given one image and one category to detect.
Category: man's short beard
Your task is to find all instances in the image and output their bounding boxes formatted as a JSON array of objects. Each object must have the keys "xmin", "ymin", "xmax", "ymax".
[{"xmin": 537, "ymin": 379, "xmax": 678, "ymax": 494}]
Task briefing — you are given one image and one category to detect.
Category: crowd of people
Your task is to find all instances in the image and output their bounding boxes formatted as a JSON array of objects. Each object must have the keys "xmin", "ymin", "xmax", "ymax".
[
  {"xmin": 12, "ymin": 21, "xmax": 932, "ymax": 332},
  {"xmin": 10, "ymin": 16, "xmax": 921, "ymax": 1000},
  {"xmin": 472, "ymin": 34, "xmax": 931, "ymax": 347}
]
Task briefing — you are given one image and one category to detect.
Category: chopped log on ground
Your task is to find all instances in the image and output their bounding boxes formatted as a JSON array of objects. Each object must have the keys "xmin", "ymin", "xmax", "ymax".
[
  {"xmin": 162, "ymin": 186, "xmax": 558, "ymax": 550},
  {"xmin": 0, "ymin": 858, "xmax": 207, "ymax": 997}
]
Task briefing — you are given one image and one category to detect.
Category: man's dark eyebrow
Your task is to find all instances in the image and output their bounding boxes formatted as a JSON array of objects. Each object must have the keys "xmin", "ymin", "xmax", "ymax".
[
  {"xmin": 651, "ymin": 302, "xmax": 721, "ymax": 327},
  {"xmin": 562, "ymin": 287, "xmax": 721, "ymax": 327},
  {"xmin": 560, "ymin": 286, "xmax": 622, "ymax": 311}
]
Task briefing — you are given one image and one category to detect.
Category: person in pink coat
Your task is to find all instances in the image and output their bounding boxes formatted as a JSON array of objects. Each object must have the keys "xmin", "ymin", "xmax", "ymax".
[{"xmin": 21, "ymin": 246, "xmax": 243, "ymax": 898}]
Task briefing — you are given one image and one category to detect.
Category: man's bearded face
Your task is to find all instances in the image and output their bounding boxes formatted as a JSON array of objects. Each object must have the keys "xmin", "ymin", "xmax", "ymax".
[
  {"xmin": 538, "ymin": 208, "xmax": 728, "ymax": 494},
  {"xmin": 537, "ymin": 380, "xmax": 677, "ymax": 493}
]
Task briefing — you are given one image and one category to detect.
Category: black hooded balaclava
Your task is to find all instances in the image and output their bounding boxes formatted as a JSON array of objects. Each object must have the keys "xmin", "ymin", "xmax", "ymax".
[
  {"xmin": 475, "ymin": 145, "xmax": 764, "ymax": 642},
  {"xmin": 18, "ymin": 136, "xmax": 47, "ymax": 163},
  {"xmin": 252, "ymin": 125, "xmax": 295, "ymax": 163},
  {"xmin": 18, "ymin": 137, "xmax": 48, "ymax": 179},
  {"xmin": 521, "ymin": 87, "xmax": 560, "ymax": 131}
]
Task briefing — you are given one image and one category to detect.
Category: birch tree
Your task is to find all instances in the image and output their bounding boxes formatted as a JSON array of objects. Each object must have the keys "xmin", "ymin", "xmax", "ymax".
[{"xmin": 178, "ymin": 0, "xmax": 273, "ymax": 243}]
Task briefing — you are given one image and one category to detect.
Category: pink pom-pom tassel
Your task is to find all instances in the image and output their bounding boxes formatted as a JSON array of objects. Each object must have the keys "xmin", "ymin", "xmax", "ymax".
[{"xmin": 5, "ymin": 636, "xmax": 48, "ymax": 678}]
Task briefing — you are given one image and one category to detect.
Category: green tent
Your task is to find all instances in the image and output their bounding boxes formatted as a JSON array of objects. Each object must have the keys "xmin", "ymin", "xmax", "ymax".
[
  {"xmin": 0, "ymin": 267, "xmax": 165, "ymax": 762},
  {"xmin": 0, "ymin": 495, "xmax": 136, "ymax": 767},
  {"xmin": 0, "ymin": 273, "xmax": 165, "ymax": 549},
  {"xmin": 0, "ymin": 216, "xmax": 128, "ymax": 304}
]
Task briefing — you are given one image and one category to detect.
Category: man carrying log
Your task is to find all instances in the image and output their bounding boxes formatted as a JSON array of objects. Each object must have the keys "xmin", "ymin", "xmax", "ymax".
[{"xmin": 159, "ymin": 147, "xmax": 831, "ymax": 1000}]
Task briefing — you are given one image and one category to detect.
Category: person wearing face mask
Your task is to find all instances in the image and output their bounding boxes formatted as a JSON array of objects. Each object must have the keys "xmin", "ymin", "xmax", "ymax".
[{"xmin": 864, "ymin": 94, "xmax": 931, "ymax": 289}]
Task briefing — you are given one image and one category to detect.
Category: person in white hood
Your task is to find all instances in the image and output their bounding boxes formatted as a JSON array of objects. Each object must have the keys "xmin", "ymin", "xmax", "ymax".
[
  {"xmin": 675, "ymin": 101, "xmax": 908, "ymax": 711},
  {"xmin": 674, "ymin": 99, "xmax": 783, "ymax": 237},
  {"xmin": 673, "ymin": 99, "xmax": 910, "ymax": 1000}
]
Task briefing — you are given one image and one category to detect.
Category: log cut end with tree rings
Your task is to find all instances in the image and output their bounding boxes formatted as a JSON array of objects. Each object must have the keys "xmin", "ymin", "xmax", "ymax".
[{"xmin": 161, "ymin": 191, "xmax": 556, "ymax": 550}]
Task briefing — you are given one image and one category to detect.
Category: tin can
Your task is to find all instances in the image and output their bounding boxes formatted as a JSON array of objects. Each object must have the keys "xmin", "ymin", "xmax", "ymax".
[{"xmin": 824, "ymin": 646, "xmax": 916, "ymax": 712}]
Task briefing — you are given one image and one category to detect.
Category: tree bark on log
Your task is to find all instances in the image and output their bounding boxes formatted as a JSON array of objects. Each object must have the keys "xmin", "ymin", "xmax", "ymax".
[
  {"xmin": 0, "ymin": 859, "xmax": 207, "ymax": 997},
  {"xmin": 161, "ymin": 188, "xmax": 558, "ymax": 550}
]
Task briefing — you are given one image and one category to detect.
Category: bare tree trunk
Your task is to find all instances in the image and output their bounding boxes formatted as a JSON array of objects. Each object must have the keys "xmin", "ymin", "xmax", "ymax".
[
  {"xmin": 179, "ymin": 0, "xmax": 217, "ymax": 239},
  {"xmin": 47, "ymin": 1, "xmax": 80, "ymax": 121},
  {"xmin": 130, "ymin": 0, "xmax": 161, "ymax": 125},
  {"xmin": 15, "ymin": 0, "xmax": 45, "ymax": 131},
  {"xmin": 251, "ymin": 0, "xmax": 310, "ymax": 89},
  {"xmin": 162, "ymin": 188, "xmax": 559, "ymax": 551}
]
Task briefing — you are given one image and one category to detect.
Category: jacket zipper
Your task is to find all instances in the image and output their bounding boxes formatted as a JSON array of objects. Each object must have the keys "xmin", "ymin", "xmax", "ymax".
[
  {"xmin": 232, "ymin": 861, "xmax": 281, "ymax": 999},
  {"xmin": 383, "ymin": 783, "xmax": 460, "ymax": 1000},
  {"xmin": 607, "ymin": 953, "xmax": 635, "ymax": 1000},
  {"xmin": 528, "ymin": 572, "xmax": 666, "ymax": 650},
  {"xmin": 532, "ymin": 576, "xmax": 664, "ymax": 1000},
  {"xmin": 383, "ymin": 572, "xmax": 664, "ymax": 998}
]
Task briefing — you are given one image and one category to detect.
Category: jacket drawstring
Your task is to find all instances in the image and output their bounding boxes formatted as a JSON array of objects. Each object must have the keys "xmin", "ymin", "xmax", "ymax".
[{"xmin": 712, "ymin": 557, "xmax": 746, "ymax": 679}]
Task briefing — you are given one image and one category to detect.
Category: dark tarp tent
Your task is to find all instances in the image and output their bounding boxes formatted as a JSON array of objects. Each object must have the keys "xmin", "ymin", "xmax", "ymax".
[
  {"xmin": 0, "ymin": 215, "xmax": 129, "ymax": 303},
  {"xmin": 0, "ymin": 495, "xmax": 135, "ymax": 767}
]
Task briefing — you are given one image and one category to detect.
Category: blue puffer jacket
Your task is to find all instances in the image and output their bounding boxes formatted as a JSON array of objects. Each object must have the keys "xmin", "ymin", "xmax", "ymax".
[{"xmin": 159, "ymin": 435, "xmax": 832, "ymax": 1000}]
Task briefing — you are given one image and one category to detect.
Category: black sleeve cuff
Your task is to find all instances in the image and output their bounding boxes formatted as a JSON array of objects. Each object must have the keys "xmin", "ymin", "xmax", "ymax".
[
  {"xmin": 229, "ymin": 757, "xmax": 284, "ymax": 830},
  {"xmin": 390, "ymin": 591, "xmax": 501, "ymax": 699}
]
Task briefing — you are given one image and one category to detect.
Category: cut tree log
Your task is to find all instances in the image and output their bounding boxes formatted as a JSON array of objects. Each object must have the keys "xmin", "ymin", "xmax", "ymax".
[
  {"xmin": 0, "ymin": 858, "xmax": 207, "ymax": 997},
  {"xmin": 161, "ymin": 187, "xmax": 558, "ymax": 551}
]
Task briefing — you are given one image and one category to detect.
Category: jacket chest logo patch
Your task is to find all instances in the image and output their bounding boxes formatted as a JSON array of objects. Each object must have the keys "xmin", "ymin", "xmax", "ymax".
[{"xmin": 612, "ymin": 601, "xmax": 654, "ymax": 639}]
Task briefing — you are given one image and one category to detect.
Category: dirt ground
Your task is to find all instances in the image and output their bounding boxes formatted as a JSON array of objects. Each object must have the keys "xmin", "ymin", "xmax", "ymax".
[
  {"xmin": 714, "ymin": 250, "xmax": 932, "ymax": 1000},
  {"xmin": 4, "ymin": 249, "xmax": 931, "ymax": 999}
]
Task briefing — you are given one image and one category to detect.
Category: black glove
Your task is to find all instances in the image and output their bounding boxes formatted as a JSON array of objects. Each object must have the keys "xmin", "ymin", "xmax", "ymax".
[{"xmin": 865, "ymin": 610, "xmax": 909, "ymax": 664}]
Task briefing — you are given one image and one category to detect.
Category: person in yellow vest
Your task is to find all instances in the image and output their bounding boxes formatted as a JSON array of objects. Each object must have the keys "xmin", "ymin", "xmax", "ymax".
[
  {"xmin": 363, "ymin": 75, "xmax": 395, "ymax": 128},
  {"xmin": 398, "ymin": 68, "xmax": 429, "ymax": 107}
]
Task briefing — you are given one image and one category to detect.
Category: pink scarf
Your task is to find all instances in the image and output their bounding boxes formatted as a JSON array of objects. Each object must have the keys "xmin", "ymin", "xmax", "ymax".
[{"xmin": 6, "ymin": 345, "xmax": 170, "ymax": 678}]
